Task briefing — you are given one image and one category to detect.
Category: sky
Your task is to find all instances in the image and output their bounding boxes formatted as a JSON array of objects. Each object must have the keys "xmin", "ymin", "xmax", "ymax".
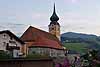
[{"xmin": 0, "ymin": 0, "xmax": 100, "ymax": 36}]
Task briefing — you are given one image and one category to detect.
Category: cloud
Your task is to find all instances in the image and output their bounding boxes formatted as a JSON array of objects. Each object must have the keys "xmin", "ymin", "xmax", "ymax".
[
  {"xmin": 0, "ymin": 0, "xmax": 100, "ymax": 36},
  {"xmin": 0, "ymin": 10, "xmax": 50, "ymax": 36},
  {"xmin": 32, "ymin": 12, "xmax": 48, "ymax": 20},
  {"xmin": 59, "ymin": 11, "xmax": 100, "ymax": 35},
  {"xmin": 0, "ymin": 23, "xmax": 28, "ymax": 36}
]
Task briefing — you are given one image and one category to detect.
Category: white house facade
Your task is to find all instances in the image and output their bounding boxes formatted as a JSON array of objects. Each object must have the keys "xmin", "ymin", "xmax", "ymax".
[
  {"xmin": 0, "ymin": 30, "xmax": 24, "ymax": 58},
  {"xmin": 28, "ymin": 47, "xmax": 65, "ymax": 57}
]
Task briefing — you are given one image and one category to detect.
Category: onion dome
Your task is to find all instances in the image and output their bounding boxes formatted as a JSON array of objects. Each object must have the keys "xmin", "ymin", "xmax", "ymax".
[{"xmin": 50, "ymin": 3, "xmax": 59, "ymax": 22}]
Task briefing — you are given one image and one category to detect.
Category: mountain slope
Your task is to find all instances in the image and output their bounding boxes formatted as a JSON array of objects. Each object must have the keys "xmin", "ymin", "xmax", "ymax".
[{"xmin": 61, "ymin": 32, "xmax": 100, "ymax": 53}]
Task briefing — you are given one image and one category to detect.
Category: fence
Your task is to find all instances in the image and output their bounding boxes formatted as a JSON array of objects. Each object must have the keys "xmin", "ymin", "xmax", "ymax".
[{"xmin": 0, "ymin": 59, "xmax": 54, "ymax": 67}]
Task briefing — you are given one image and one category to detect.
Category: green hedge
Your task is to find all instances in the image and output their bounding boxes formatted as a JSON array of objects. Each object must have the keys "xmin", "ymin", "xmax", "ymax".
[
  {"xmin": 0, "ymin": 50, "xmax": 12, "ymax": 59},
  {"xmin": 26, "ymin": 53, "xmax": 50, "ymax": 59}
]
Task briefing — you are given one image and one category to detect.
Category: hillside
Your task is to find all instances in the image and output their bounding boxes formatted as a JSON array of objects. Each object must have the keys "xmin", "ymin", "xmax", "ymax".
[{"xmin": 61, "ymin": 32, "xmax": 100, "ymax": 54}]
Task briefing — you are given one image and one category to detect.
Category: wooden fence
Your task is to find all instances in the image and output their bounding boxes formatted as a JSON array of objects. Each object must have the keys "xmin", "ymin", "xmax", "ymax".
[{"xmin": 0, "ymin": 59, "xmax": 54, "ymax": 67}]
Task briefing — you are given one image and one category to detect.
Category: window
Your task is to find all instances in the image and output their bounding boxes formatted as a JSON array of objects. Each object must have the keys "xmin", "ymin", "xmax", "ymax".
[
  {"xmin": 9, "ymin": 41, "xmax": 17, "ymax": 46},
  {"xmin": 51, "ymin": 24, "xmax": 54, "ymax": 27},
  {"xmin": 52, "ymin": 28, "xmax": 54, "ymax": 30},
  {"xmin": 32, "ymin": 51, "xmax": 36, "ymax": 54},
  {"xmin": 3, "ymin": 34, "xmax": 6, "ymax": 38},
  {"xmin": 10, "ymin": 37, "xmax": 13, "ymax": 40}
]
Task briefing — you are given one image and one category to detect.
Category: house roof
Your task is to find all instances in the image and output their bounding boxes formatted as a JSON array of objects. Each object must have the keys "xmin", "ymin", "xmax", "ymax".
[
  {"xmin": 20, "ymin": 26, "xmax": 63, "ymax": 49},
  {"xmin": 0, "ymin": 30, "xmax": 24, "ymax": 44},
  {"xmin": 27, "ymin": 37, "xmax": 63, "ymax": 49}
]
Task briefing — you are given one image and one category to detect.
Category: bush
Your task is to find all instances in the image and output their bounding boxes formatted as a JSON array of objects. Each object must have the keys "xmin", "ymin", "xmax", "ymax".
[
  {"xmin": 26, "ymin": 53, "xmax": 50, "ymax": 59},
  {"xmin": 0, "ymin": 50, "xmax": 12, "ymax": 59}
]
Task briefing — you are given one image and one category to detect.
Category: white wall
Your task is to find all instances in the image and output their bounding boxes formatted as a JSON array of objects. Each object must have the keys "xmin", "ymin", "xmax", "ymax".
[
  {"xmin": 28, "ymin": 47, "xmax": 65, "ymax": 57},
  {"xmin": 0, "ymin": 33, "xmax": 22, "ymax": 57}
]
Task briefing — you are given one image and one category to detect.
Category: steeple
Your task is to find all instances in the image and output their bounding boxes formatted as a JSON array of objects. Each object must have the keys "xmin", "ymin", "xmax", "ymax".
[
  {"xmin": 49, "ymin": 3, "xmax": 60, "ymax": 40},
  {"xmin": 50, "ymin": 3, "xmax": 59, "ymax": 22}
]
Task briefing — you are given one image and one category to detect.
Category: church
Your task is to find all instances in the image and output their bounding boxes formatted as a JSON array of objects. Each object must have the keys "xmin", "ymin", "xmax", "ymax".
[{"xmin": 20, "ymin": 4, "xmax": 66, "ymax": 57}]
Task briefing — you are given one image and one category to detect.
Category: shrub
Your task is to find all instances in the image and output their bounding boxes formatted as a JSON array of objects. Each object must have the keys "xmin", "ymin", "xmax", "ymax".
[
  {"xmin": 26, "ymin": 53, "xmax": 50, "ymax": 59},
  {"xmin": 0, "ymin": 50, "xmax": 12, "ymax": 59}
]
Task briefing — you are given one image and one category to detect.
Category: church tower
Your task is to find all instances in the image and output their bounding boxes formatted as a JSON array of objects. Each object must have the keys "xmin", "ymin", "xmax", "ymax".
[{"xmin": 48, "ymin": 4, "xmax": 60, "ymax": 40}]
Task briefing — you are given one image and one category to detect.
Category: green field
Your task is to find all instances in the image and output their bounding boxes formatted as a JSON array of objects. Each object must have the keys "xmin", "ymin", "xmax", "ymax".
[{"xmin": 63, "ymin": 43, "xmax": 89, "ymax": 54}]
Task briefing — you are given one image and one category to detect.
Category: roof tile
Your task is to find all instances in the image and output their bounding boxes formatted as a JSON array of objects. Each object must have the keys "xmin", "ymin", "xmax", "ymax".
[{"xmin": 20, "ymin": 26, "xmax": 63, "ymax": 49}]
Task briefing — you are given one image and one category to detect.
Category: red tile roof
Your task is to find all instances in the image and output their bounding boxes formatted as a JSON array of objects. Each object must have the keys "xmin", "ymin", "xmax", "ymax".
[{"xmin": 20, "ymin": 26, "xmax": 63, "ymax": 49}]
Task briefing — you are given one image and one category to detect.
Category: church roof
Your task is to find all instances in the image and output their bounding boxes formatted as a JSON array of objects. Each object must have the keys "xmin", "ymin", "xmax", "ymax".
[{"xmin": 20, "ymin": 26, "xmax": 63, "ymax": 49}]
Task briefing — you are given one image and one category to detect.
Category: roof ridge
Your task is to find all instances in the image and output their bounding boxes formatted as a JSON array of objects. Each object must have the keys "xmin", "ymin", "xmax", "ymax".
[
  {"xmin": 28, "ymin": 26, "xmax": 60, "ymax": 40},
  {"xmin": 0, "ymin": 30, "xmax": 24, "ymax": 44}
]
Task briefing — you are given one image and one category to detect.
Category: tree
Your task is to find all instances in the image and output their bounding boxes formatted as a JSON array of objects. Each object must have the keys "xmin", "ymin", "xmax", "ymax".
[{"xmin": 81, "ymin": 49, "xmax": 100, "ymax": 67}]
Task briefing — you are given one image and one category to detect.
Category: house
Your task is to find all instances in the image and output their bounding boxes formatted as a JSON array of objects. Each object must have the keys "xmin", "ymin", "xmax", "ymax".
[
  {"xmin": 0, "ymin": 30, "xmax": 24, "ymax": 58},
  {"xmin": 20, "ymin": 26, "xmax": 65, "ymax": 57}
]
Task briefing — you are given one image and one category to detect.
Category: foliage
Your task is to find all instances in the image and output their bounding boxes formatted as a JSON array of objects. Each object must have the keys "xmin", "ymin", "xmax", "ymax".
[
  {"xmin": 0, "ymin": 50, "xmax": 12, "ymax": 59},
  {"xmin": 26, "ymin": 53, "xmax": 50, "ymax": 59},
  {"xmin": 81, "ymin": 49, "xmax": 100, "ymax": 67}
]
